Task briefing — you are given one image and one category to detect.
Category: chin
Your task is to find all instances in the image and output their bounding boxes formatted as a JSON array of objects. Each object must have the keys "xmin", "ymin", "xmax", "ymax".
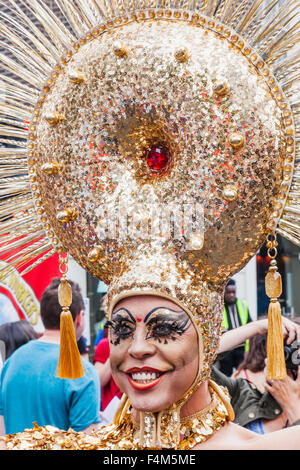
[{"xmin": 129, "ymin": 393, "xmax": 174, "ymax": 413}]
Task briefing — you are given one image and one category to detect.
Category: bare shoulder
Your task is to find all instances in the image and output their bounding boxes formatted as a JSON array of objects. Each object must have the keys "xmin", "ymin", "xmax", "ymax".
[
  {"xmin": 193, "ymin": 422, "xmax": 300, "ymax": 450},
  {"xmin": 194, "ymin": 422, "xmax": 255, "ymax": 450},
  {"xmin": 243, "ymin": 425, "xmax": 300, "ymax": 450}
]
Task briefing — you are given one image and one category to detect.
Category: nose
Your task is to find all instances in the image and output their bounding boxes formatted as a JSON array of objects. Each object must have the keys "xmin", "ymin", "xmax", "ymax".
[{"xmin": 128, "ymin": 326, "xmax": 156, "ymax": 360}]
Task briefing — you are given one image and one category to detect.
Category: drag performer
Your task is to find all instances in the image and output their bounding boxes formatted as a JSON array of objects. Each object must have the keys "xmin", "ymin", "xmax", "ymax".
[{"xmin": 0, "ymin": 0, "xmax": 300, "ymax": 450}]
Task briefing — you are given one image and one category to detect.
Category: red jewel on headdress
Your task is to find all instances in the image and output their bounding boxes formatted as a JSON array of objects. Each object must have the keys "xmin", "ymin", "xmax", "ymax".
[
  {"xmin": 137, "ymin": 317, "xmax": 142, "ymax": 322},
  {"xmin": 146, "ymin": 147, "xmax": 168, "ymax": 171}
]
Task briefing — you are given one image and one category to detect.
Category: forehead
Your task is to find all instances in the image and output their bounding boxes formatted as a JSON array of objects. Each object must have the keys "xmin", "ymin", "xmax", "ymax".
[
  {"xmin": 225, "ymin": 285, "xmax": 236, "ymax": 292},
  {"xmin": 112, "ymin": 295, "xmax": 184, "ymax": 317}
]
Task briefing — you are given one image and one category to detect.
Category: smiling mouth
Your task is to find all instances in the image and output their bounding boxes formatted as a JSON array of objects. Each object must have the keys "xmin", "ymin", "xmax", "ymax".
[
  {"xmin": 130, "ymin": 371, "xmax": 162, "ymax": 383},
  {"xmin": 125, "ymin": 368, "xmax": 167, "ymax": 390}
]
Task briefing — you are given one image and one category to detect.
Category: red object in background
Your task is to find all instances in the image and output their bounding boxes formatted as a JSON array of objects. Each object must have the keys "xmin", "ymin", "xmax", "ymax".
[
  {"xmin": 94, "ymin": 338, "xmax": 122, "ymax": 411},
  {"xmin": 0, "ymin": 250, "xmax": 60, "ymax": 331},
  {"xmin": 22, "ymin": 252, "xmax": 60, "ymax": 302}
]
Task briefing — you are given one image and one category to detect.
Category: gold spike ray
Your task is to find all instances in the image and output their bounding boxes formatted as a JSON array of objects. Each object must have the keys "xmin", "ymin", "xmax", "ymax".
[
  {"xmin": 238, "ymin": 0, "xmax": 281, "ymax": 38},
  {"xmin": 19, "ymin": 248, "xmax": 56, "ymax": 276},
  {"xmin": 0, "ymin": 52, "xmax": 43, "ymax": 89},
  {"xmin": 0, "ymin": 0, "xmax": 299, "ymax": 280},
  {"xmin": 0, "ymin": 1, "xmax": 61, "ymax": 65},
  {"xmin": 55, "ymin": 0, "xmax": 90, "ymax": 37}
]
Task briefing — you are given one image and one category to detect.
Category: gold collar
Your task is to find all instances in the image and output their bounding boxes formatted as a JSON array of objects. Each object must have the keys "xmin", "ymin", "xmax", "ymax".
[
  {"xmin": 4, "ymin": 381, "xmax": 233, "ymax": 450},
  {"xmin": 96, "ymin": 380, "xmax": 233, "ymax": 450}
]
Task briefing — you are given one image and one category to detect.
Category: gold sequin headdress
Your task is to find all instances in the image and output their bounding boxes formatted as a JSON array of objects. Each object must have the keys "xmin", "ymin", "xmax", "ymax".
[{"xmin": 0, "ymin": 0, "xmax": 299, "ymax": 448}]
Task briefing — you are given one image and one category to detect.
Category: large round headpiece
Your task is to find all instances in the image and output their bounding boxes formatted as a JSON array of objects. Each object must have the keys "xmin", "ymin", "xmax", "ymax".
[{"xmin": 0, "ymin": 1, "xmax": 299, "ymax": 378}]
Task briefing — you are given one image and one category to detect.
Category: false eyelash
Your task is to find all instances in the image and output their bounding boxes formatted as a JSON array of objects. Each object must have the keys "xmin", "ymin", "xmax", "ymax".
[
  {"xmin": 145, "ymin": 319, "xmax": 187, "ymax": 344},
  {"xmin": 110, "ymin": 338, "xmax": 121, "ymax": 346},
  {"xmin": 106, "ymin": 321, "xmax": 120, "ymax": 345},
  {"xmin": 107, "ymin": 319, "xmax": 134, "ymax": 345}
]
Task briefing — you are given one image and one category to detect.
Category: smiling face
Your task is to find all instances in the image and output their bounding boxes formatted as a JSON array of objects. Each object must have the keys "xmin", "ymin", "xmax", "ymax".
[{"xmin": 109, "ymin": 295, "xmax": 199, "ymax": 413}]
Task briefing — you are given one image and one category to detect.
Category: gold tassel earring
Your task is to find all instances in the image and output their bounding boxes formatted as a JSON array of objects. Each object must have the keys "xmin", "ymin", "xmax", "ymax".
[
  {"xmin": 265, "ymin": 234, "xmax": 287, "ymax": 380},
  {"xmin": 56, "ymin": 253, "xmax": 85, "ymax": 379}
]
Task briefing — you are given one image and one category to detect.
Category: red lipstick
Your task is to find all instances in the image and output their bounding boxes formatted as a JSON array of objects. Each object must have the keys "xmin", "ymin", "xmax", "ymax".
[
  {"xmin": 125, "ymin": 367, "xmax": 167, "ymax": 391},
  {"xmin": 125, "ymin": 367, "xmax": 163, "ymax": 373},
  {"xmin": 128, "ymin": 375, "xmax": 163, "ymax": 391}
]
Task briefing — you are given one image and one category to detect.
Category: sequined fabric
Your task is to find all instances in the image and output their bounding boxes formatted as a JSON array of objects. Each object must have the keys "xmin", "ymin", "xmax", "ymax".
[
  {"xmin": 29, "ymin": 17, "xmax": 284, "ymax": 449},
  {"xmin": 3, "ymin": 385, "xmax": 229, "ymax": 450},
  {"xmin": 35, "ymin": 21, "xmax": 283, "ymax": 288},
  {"xmin": 33, "ymin": 20, "xmax": 283, "ymax": 372}
]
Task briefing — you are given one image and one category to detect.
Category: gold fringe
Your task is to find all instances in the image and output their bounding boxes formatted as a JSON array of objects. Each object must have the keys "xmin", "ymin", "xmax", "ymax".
[
  {"xmin": 56, "ymin": 276, "xmax": 85, "ymax": 379},
  {"xmin": 266, "ymin": 301, "xmax": 287, "ymax": 380},
  {"xmin": 264, "ymin": 242, "xmax": 287, "ymax": 381},
  {"xmin": 56, "ymin": 308, "xmax": 85, "ymax": 379}
]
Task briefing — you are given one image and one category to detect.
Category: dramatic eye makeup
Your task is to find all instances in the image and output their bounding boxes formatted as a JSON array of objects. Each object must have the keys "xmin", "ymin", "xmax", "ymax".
[
  {"xmin": 108, "ymin": 308, "xmax": 136, "ymax": 345},
  {"xmin": 144, "ymin": 308, "xmax": 191, "ymax": 344},
  {"xmin": 108, "ymin": 306, "xmax": 191, "ymax": 345}
]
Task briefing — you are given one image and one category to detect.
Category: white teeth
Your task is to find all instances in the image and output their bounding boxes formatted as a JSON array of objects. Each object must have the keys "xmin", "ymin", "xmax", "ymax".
[{"xmin": 131, "ymin": 371, "xmax": 160, "ymax": 382}]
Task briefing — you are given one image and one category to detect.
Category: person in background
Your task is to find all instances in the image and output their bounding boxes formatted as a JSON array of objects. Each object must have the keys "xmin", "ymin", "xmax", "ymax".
[
  {"xmin": 77, "ymin": 335, "xmax": 90, "ymax": 360},
  {"xmin": 94, "ymin": 321, "xmax": 105, "ymax": 347},
  {"xmin": 232, "ymin": 333, "xmax": 268, "ymax": 390},
  {"xmin": 218, "ymin": 278, "xmax": 252, "ymax": 376},
  {"xmin": 213, "ymin": 316, "xmax": 300, "ymax": 434},
  {"xmin": 93, "ymin": 335, "xmax": 122, "ymax": 412},
  {"xmin": 0, "ymin": 278, "xmax": 100, "ymax": 436},
  {"xmin": 94, "ymin": 295, "xmax": 108, "ymax": 347},
  {"xmin": 0, "ymin": 320, "xmax": 38, "ymax": 362},
  {"xmin": 93, "ymin": 293, "xmax": 121, "ymax": 413}
]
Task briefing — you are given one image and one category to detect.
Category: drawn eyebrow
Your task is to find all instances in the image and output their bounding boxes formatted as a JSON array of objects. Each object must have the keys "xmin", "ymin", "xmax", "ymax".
[
  {"xmin": 111, "ymin": 307, "xmax": 136, "ymax": 323},
  {"xmin": 144, "ymin": 307, "xmax": 185, "ymax": 324}
]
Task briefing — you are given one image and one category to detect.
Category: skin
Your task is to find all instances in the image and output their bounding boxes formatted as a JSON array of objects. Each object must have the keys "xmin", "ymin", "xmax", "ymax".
[
  {"xmin": 223, "ymin": 317, "xmax": 300, "ymax": 433},
  {"xmin": 109, "ymin": 295, "xmax": 201, "ymax": 414},
  {"xmin": 109, "ymin": 295, "xmax": 300, "ymax": 449},
  {"xmin": 224, "ymin": 284, "xmax": 236, "ymax": 305},
  {"xmin": 265, "ymin": 370, "xmax": 300, "ymax": 426},
  {"xmin": 94, "ymin": 357, "xmax": 112, "ymax": 389},
  {"xmin": 0, "ymin": 309, "xmax": 98, "ymax": 437},
  {"xmin": 219, "ymin": 316, "xmax": 300, "ymax": 355}
]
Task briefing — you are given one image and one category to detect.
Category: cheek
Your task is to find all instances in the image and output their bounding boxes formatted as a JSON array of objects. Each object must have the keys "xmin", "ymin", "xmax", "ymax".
[
  {"xmin": 158, "ymin": 329, "xmax": 199, "ymax": 371},
  {"xmin": 109, "ymin": 327, "xmax": 199, "ymax": 373},
  {"xmin": 173, "ymin": 336, "xmax": 198, "ymax": 371},
  {"xmin": 109, "ymin": 339, "xmax": 129, "ymax": 371}
]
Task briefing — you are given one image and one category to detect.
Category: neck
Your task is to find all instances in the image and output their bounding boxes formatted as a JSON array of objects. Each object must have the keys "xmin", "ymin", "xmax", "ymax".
[
  {"xmin": 38, "ymin": 329, "xmax": 60, "ymax": 344},
  {"xmin": 180, "ymin": 380, "xmax": 211, "ymax": 418},
  {"xmin": 131, "ymin": 380, "xmax": 211, "ymax": 423},
  {"xmin": 129, "ymin": 380, "xmax": 227, "ymax": 449}
]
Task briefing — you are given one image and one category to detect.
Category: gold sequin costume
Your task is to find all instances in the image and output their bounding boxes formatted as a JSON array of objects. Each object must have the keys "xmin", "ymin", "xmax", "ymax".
[
  {"xmin": 3, "ymin": 382, "xmax": 230, "ymax": 450},
  {"xmin": 0, "ymin": 0, "xmax": 299, "ymax": 450}
]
